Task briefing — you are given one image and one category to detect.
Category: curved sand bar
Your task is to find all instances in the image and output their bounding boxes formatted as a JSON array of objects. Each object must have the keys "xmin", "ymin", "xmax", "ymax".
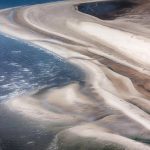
[{"xmin": 0, "ymin": 0, "xmax": 150, "ymax": 149}]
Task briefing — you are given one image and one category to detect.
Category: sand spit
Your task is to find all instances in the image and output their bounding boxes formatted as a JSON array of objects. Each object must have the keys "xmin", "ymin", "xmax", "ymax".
[{"xmin": 0, "ymin": 0, "xmax": 150, "ymax": 149}]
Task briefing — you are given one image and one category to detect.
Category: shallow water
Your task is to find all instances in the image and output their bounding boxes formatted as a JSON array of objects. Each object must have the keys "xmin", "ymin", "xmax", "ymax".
[
  {"xmin": 78, "ymin": 1, "xmax": 136, "ymax": 20},
  {"xmin": 0, "ymin": 105, "xmax": 56, "ymax": 150},
  {"xmin": 0, "ymin": 34, "xmax": 84, "ymax": 101}
]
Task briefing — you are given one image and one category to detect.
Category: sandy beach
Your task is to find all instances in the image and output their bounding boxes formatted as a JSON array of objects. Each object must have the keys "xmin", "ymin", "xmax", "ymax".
[{"xmin": 0, "ymin": 0, "xmax": 150, "ymax": 149}]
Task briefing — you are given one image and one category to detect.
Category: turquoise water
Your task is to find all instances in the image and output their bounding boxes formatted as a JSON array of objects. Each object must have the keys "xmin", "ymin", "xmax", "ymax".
[{"xmin": 0, "ymin": 0, "xmax": 62, "ymax": 9}]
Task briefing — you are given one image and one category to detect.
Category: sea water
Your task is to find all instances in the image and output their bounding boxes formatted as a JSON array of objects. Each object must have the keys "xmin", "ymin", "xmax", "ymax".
[{"xmin": 0, "ymin": 34, "xmax": 84, "ymax": 101}]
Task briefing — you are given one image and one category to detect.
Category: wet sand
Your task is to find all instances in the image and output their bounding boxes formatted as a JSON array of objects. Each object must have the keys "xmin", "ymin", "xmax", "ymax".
[{"xmin": 0, "ymin": 0, "xmax": 150, "ymax": 149}]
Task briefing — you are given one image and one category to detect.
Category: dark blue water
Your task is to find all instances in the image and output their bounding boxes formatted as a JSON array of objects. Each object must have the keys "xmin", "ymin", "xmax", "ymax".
[
  {"xmin": 0, "ymin": 34, "xmax": 84, "ymax": 101},
  {"xmin": 0, "ymin": 0, "xmax": 62, "ymax": 9},
  {"xmin": 78, "ymin": 1, "xmax": 136, "ymax": 20}
]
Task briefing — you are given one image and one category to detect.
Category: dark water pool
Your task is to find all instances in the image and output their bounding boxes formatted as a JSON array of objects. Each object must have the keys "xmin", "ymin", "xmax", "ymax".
[
  {"xmin": 0, "ymin": 33, "xmax": 84, "ymax": 150},
  {"xmin": 78, "ymin": 0, "xmax": 136, "ymax": 20},
  {"xmin": 0, "ymin": 34, "xmax": 84, "ymax": 101}
]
